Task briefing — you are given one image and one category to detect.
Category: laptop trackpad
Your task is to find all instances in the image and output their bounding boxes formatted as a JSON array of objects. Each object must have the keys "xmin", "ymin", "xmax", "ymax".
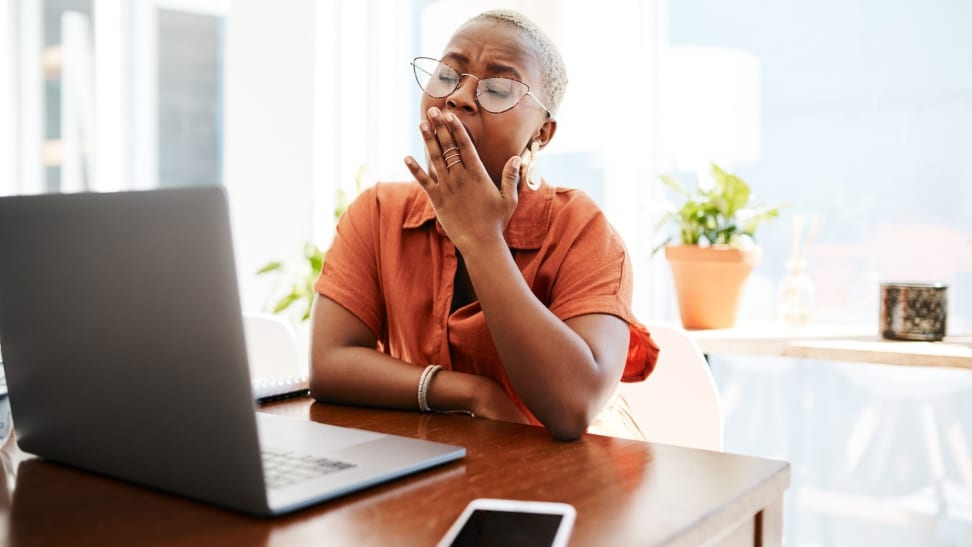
[{"xmin": 256, "ymin": 413, "xmax": 385, "ymax": 452}]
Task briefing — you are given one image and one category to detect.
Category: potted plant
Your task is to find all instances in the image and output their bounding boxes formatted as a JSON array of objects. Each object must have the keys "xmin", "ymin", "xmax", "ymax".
[{"xmin": 654, "ymin": 163, "xmax": 782, "ymax": 329}]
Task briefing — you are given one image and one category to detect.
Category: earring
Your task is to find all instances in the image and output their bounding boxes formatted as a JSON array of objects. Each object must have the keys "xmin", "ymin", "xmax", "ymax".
[{"xmin": 526, "ymin": 140, "xmax": 541, "ymax": 191}]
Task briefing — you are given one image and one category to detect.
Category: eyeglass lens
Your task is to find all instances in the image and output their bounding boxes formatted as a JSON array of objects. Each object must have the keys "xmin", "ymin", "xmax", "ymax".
[{"xmin": 412, "ymin": 57, "xmax": 529, "ymax": 114}]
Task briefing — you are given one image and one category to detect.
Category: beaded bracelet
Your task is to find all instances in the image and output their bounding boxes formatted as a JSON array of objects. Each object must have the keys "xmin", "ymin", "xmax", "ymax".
[{"xmin": 417, "ymin": 364, "xmax": 443, "ymax": 412}]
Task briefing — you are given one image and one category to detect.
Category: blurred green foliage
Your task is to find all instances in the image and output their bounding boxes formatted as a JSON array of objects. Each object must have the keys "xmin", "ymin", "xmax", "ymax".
[{"xmin": 257, "ymin": 166, "xmax": 364, "ymax": 321}]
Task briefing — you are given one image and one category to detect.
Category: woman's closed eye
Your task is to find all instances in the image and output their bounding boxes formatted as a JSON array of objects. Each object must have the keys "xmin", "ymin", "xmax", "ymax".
[
  {"xmin": 437, "ymin": 72, "xmax": 460, "ymax": 86},
  {"xmin": 482, "ymin": 79, "xmax": 514, "ymax": 99}
]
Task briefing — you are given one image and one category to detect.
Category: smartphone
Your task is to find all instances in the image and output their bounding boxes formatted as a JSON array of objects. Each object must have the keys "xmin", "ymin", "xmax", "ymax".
[{"xmin": 435, "ymin": 498, "xmax": 576, "ymax": 547}]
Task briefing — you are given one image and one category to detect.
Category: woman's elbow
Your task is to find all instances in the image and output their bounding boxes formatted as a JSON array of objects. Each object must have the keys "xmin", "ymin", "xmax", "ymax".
[
  {"xmin": 308, "ymin": 372, "xmax": 330, "ymax": 402},
  {"xmin": 549, "ymin": 427, "xmax": 585, "ymax": 442},
  {"xmin": 308, "ymin": 379, "xmax": 329, "ymax": 402},
  {"xmin": 308, "ymin": 351, "xmax": 338, "ymax": 402},
  {"xmin": 545, "ymin": 407, "xmax": 594, "ymax": 441}
]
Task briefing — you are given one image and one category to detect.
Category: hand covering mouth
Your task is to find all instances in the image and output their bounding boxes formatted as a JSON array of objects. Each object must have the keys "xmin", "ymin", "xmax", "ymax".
[
  {"xmin": 425, "ymin": 115, "xmax": 475, "ymax": 183},
  {"xmin": 455, "ymin": 117, "xmax": 476, "ymax": 148}
]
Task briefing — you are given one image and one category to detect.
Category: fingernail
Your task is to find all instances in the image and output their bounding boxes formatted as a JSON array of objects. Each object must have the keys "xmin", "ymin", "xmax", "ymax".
[
  {"xmin": 420, "ymin": 121, "xmax": 430, "ymax": 133},
  {"xmin": 512, "ymin": 156, "xmax": 521, "ymax": 170},
  {"xmin": 428, "ymin": 108, "xmax": 440, "ymax": 118},
  {"xmin": 445, "ymin": 113, "xmax": 455, "ymax": 123}
]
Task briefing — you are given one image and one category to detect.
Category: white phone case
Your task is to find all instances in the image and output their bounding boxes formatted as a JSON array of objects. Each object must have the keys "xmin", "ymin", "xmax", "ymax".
[{"xmin": 436, "ymin": 498, "xmax": 576, "ymax": 547}]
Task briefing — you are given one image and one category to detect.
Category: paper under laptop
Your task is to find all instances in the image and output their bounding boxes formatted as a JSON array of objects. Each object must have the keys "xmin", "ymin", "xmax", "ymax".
[
  {"xmin": 242, "ymin": 312, "xmax": 310, "ymax": 402},
  {"xmin": 0, "ymin": 187, "xmax": 465, "ymax": 516}
]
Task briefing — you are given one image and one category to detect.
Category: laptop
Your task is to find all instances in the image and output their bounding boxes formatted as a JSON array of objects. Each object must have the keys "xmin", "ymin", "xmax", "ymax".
[{"xmin": 0, "ymin": 186, "xmax": 465, "ymax": 517}]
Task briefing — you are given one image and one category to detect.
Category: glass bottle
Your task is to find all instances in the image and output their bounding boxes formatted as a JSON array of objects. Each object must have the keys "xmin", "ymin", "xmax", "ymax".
[{"xmin": 779, "ymin": 259, "xmax": 815, "ymax": 326}]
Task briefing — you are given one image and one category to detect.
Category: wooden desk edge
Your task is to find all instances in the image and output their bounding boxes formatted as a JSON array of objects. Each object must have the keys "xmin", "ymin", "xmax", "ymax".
[{"xmin": 667, "ymin": 461, "xmax": 791, "ymax": 547}]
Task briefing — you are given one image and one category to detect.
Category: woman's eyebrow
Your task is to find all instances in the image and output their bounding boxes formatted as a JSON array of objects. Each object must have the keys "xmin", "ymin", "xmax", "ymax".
[
  {"xmin": 442, "ymin": 52, "xmax": 523, "ymax": 80},
  {"xmin": 485, "ymin": 62, "xmax": 521, "ymax": 80},
  {"xmin": 442, "ymin": 52, "xmax": 469, "ymax": 66}
]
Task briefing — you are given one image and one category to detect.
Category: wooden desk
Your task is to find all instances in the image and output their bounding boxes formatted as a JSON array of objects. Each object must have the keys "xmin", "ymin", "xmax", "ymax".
[
  {"xmin": 687, "ymin": 321, "xmax": 972, "ymax": 370},
  {"xmin": 0, "ymin": 398, "xmax": 789, "ymax": 546}
]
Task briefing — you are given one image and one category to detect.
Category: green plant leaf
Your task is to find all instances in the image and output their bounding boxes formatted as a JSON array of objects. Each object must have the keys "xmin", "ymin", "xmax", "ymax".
[
  {"xmin": 302, "ymin": 298, "xmax": 313, "ymax": 322},
  {"xmin": 659, "ymin": 174, "xmax": 689, "ymax": 195},
  {"xmin": 654, "ymin": 162, "xmax": 782, "ymax": 251},
  {"xmin": 256, "ymin": 261, "xmax": 283, "ymax": 274},
  {"xmin": 306, "ymin": 244, "xmax": 325, "ymax": 273},
  {"xmin": 738, "ymin": 205, "xmax": 782, "ymax": 237},
  {"xmin": 650, "ymin": 236, "xmax": 673, "ymax": 257},
  {"xmin": 272, "ymin": 290, "xmax": 302, "ymax": 314}
]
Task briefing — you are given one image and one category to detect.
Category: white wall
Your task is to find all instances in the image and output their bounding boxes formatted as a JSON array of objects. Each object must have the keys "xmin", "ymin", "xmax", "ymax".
[
  {"xmin": 92, "ymin": 0, "xmax": 128, "ymax": 192},
  {"xmin": 0, "ymin": 0, "xmax": 14, "ymax": 196},
  {"xmin": 224, "ymin": 0, "xmax": 316, "ymax": 312}
]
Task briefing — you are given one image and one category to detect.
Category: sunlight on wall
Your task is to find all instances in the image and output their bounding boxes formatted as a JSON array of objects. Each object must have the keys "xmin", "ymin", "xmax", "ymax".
[
  {"xmin": 225, "ymin": 0, "xmax": 316, "ymax": 312},
  {"xmin": 657, "ymin": 46, "xmax": 761, "ymax": 173}
]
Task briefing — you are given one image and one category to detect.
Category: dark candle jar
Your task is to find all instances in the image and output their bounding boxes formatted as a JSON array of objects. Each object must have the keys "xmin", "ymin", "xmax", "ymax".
[{"xmin": 879, "ymin": 282, "xmax": 948, "ymax": 341}]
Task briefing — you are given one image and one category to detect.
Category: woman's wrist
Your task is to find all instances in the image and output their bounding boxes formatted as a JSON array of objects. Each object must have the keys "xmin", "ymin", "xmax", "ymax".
[{"xmin": 426, "ymin": 368, "xmax": 481, "ymax": 415}]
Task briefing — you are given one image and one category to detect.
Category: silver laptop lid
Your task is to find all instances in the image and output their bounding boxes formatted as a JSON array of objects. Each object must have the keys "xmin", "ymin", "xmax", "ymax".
[{"xmin": 0, "ymin": 187, "xmax": 269, "ymax": 514}]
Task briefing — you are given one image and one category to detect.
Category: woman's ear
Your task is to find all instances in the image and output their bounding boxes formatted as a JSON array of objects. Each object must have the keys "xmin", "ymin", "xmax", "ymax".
[{"xmin": 535, "ymin": 118, "xmax": 558, "ymax": 150}]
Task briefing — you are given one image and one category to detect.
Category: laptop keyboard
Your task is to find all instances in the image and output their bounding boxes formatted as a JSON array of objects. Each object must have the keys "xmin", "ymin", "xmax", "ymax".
[{"xmin": 261, "ymin": 447, "xmax": 357, "ymax": 490}]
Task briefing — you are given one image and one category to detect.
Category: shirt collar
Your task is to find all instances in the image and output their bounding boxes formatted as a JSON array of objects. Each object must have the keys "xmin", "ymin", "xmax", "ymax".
[{"xmin": 403, "ymin": 180, "xmax": 553, "ymax": 250}]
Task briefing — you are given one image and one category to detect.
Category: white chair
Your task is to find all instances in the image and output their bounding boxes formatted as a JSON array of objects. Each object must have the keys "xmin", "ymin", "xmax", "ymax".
[
  {"xmin": 241, "ymin": 312, "xmax": 303, "ymax": 381},
  {"xmin": 614, "ymin": 323, "xmax": 724, "ymax": 451}
]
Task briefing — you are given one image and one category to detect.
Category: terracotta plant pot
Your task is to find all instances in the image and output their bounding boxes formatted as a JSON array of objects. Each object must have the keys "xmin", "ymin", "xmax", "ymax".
[{"xmin": 665, "ymin": 245, "xmax": 762, "ymax": 330}]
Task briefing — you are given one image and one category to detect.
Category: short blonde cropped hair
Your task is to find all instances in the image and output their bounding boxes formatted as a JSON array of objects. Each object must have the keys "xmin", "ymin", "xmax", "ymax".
[{"xmin": 469, "ymin": 10, "xmax": 568, "ymax": 116}]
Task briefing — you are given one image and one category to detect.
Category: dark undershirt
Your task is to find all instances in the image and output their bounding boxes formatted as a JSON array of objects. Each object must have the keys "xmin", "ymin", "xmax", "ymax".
[{"xmin": 450, "ymin": 251, "xmax": 478, "ymax": 313}]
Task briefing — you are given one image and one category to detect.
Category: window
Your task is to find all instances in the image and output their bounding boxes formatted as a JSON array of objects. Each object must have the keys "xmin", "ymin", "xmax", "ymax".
[
  {"xmin": 156, "ymin": 8, "xmax": 223, "ymax": 187},
  {"xmin": 7, "ymin": 0, "xmax": 227, "ymax": 194},
  {"xmin": 668, "ymin": 0, "xmax": 972, "ymax": 329}
]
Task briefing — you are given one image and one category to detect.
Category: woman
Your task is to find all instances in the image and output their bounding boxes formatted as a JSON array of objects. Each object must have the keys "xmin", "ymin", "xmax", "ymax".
[{"xmin": 310, "ymin": 9, "xmax": 657, "ymax": 441}]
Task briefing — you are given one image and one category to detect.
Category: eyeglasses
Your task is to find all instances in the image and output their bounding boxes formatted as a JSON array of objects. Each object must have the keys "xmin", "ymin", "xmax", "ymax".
[{"xmin": 411, "ymin": 57, "xmax": 550, "ymax": 118}]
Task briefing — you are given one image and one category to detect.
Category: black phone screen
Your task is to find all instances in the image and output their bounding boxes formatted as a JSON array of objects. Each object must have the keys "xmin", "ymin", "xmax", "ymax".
[{"xmin": 450, "ymin": 509, "xmax": 565, "ymax": 547}]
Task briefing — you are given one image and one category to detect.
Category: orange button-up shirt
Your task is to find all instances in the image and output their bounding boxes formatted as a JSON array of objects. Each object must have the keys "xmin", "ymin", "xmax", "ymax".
[{"xmin": 316, "ymin": 181, "xmax": 658, "ymax": 425}]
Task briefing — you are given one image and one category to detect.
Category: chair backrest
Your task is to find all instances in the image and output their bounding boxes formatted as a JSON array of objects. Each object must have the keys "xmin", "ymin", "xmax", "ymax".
[
  {"xmin": 241, "ymin": 312, "xmax": 302, "ymax": 380},
  {"xmin": 615, "ymin": 323, "xmax": 724, "ymax": 451}
]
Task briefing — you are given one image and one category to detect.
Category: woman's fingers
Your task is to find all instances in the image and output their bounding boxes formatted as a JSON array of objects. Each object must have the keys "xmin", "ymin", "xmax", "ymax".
[
  {"xmin": 425, "ymin": 107, "xmax": 465, "ymax": 177},
  {"xmin": 419, "ymin": 119, "xmax": 446, "ymax": 179},
  {"xmin": 411, "ymin": 106, "xmax": 467, "ymax": 194},
  {"xmin": 429, "ymin": 108, "xmax": 457, "ymax": 151},
  {"xmin": 501, "ymin": 156, "xmax": 521, "ymax": 199},
  {"xmin": 404, "ymin": 156, "xmax": 435, "ymax": 192},
  {"xmin": 417, "ymin": 107, "xmax": 495, "ymax": 191},
  {"xmin": 443, "ymin": 111, "xmax": 481, "ymax": 171}
]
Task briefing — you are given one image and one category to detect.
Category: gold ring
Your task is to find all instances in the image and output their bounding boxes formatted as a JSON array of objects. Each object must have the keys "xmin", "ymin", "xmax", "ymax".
[
  {"xmin": 442, "ymin": 151, "xmax": 462, "ymax": 162},
  {"xmin": 445, "ymin": 158, "xmax": 463, "ymax": 169},
  {"xmin": 441, "ymin": 145, "xmax": 459, "ymax": 155}
]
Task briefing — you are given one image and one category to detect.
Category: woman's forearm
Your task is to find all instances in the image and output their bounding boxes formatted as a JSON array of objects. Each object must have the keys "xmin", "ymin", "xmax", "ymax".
[
  {"xmin": 460, "ymin": 238, "xmax": 627, "ymax": 440},
  {"xmin": 309, "ymin": 297, "xmax": 530, "ymax": 423},
  {"xmin": 311, "ymin": 345, "xmax": 423, "ymax": 408},
  {"xmin": 311, "ymin": 345, "xmax": 490, "ymax": 413},
  {"xmin": 310, "ymin": 341, "xmax": 521, "ymax": 421}
]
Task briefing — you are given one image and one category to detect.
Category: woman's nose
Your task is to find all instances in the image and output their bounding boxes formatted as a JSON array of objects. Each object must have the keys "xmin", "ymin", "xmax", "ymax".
[{"xmin": 446, "ymin": 77, "xmax": 478, "ymax": 113}]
